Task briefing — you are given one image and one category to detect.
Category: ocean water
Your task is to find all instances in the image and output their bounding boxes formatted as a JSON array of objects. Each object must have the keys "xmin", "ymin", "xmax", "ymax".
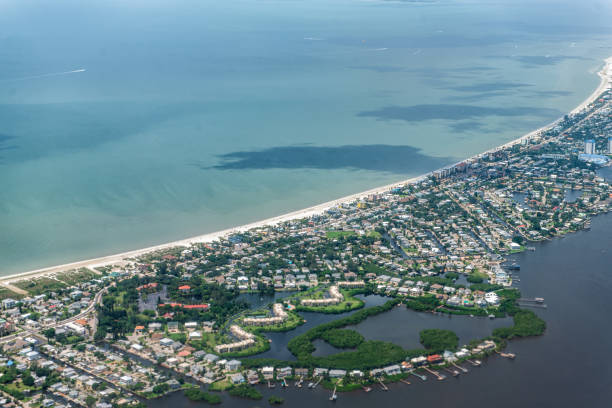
[{"xmin": 1, "ymin": 0, "xmax": 611, "ymax": 274}]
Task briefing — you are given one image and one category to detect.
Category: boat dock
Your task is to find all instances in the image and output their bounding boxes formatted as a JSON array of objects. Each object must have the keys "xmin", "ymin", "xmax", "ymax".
[
  {"xmin": 452, "ymin": 362, "xmax": 468, "ymax": 373},
  {"xmin": 329, "ymin": 385, "xmax": 337, "ymax": 401},
  {"xmin": 497, "ymin": 351, "xmax": 516, "ymax": 359},
  {"xmin": 311, "ymin": 377, "xmax": 323, "ymax": 389},
  {"xmin": 400, "ymin": 379, "xmax": 411, "ymax": 385},
  {"xmin": 466, "ymin": 359, "xmax": 482, "ymax": 367},
  {"xmin": 378, "ymin": 379, "xmax": 388, "ymax": 391},
  {"xmin": 410, "ymin": 370, "xmax": 427, "ymax": 381},
  {"xmin": 518, "ymin": 297, "xmax": 547, "ymax": 308},
  {"xmin": 423, "ymin": 367, "xmax": 446, "ymax": 381},
  {"xmin": 444, "ymin": 367, "xmax": 460, "ymax": 377}
]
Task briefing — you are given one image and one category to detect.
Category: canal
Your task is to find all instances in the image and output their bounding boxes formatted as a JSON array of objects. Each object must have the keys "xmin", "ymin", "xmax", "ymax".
[{"xmin": 148, "ymin": 167, "xmax": 612, "ymax": 407}]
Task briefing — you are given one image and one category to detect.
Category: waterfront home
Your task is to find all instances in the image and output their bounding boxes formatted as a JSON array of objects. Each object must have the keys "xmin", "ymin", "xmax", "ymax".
[
  {"xmin": 329, "ymin": 369, "xmax": 347, "ymax": 378},
  {"xmin": 427, "ymin": 354, "xmax": 443, "ymax": 364},
  {"xmin": 369, "ymin": 368, "xmax": 384, "ymax": 377},
  {"xmin": 247, "ymin": 370, "xmax": 260, "ymax": 384},
  {"xmin": 277, "ymin": 366, "xmax": 292, "ymax": 378},
  {"xmin": 383, "ymin": 365, "xmax": 401, "ymax": 376},
  {"xmin": 230, "ymin": 373, "xmax": 245, "ymax": 384},
  {"xmin": 214, "ymin": 325, "xmax": 256, "ymax": 354},
  {"xmin": 410, "ymin": 356, "xmax": 427, "ymax": 366},
  {"xmin": 243, "ymin": 303, "xmax": 288, "ymax": 326},
  {"xmin": 261, "ymin": 366, "xmax": 274, "ymax": 380},
  {"xmin": 294, "ymin": 368, "xmax": 309, "ymax": 377},
  {"xmin": 204, "ymin": 353, "xmax": 219, "ymax": 363},
  {"xmin": 226, "ymin": 359, "xmax": 241, "ymax": 371},
  {"xmin": 301, "ymin": 286, "xmax": 343, "ymax": 307},
  {"xmin": 313, "ymin": 368, "xmax": 328, "ymax": 377}
]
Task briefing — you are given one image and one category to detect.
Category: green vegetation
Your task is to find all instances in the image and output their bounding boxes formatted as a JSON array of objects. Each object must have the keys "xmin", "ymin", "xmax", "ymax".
[
  {"xmin": 184, "ymin": 388, "xmax": 222, "ymax": 404},
  {"xmin": 419, "ymin": 329, "xmax": 459, "ymax": 353},
  {"xmin": 295, "ymin": 289, "xmax": 365, "ymax": 314},
  {"xmin": 445, "ymin": 272, "xmax": 459, "ymax": 280},
  {"xmin": 313, "ymin": 340, "xmax": 407, "ymax": 370},
  {"xmin": 493, "ymin": 310, "xmax": 546, "ymax": 339},
  {"xmin": 228, "ymin": 384, "xmax": 262, "ymax": 400},
  {"xmin": 404, "ymin": 295, "xmax": 440, "ymax": 312},
  {"xmin": 242, "ymin": 310, "xmax": 304, "ymax": 333},
  {"xmin": 56, "ymin": 268, "xmax": 99, "ymax": 285},
  {"xmin": 285, "ymin": 299, "xmax": 413, "ymax": 369},
  {"xmin": 325, "ymin": 230, "xmax": 356, "ymax": 239},
  {"xmin": 96, "ymin": 275, "xmax": 245, "ymax": 340},
  {"xmin": 469, "ymin": 283, "xmax": 503, "ymax": 292},
  {"xmin": 0, "ymin": 287, "xmax": 24, "ymax": 301},
  {"xmin": 14, "ymin": 277, "xmax": 67, "ymax": 295},
  {"xmin": 268, "ymin": 395, "xmax": 285, "ymax": 405},
  {"xmin": 320, "ymin": 329, "xmax": 364, "ymax": 348},
  {"xmin": 209, "ymin": 379, "xmax": 234, "ymax": 391}
]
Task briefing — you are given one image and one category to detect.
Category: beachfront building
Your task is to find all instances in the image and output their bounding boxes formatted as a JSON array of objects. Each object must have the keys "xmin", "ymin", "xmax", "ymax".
[
  {"xmin": 301, "ymin": 285, "xmax": 343, "ymax": 307},
  {"xmin": 585, "ymin": 139, "xmax": 596, "ymax": 154},
  {"xmin": 214, "ymin": 325, "xmax": 255, "ymax": 354},
  {"xmin": 243, "ymin": 303, "xmax": 288, "ymax": 326}
]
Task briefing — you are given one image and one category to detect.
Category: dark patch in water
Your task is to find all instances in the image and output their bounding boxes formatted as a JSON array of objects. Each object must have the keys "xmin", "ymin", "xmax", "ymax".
[
  {"xmin": 488, "ymin": 55, "xmax": 587, "ymax": 68},
  {"xmin": 357, "ymin": 104, "xmax": 561, "ymax": 122},
  {"xmin": 207, "ymin": 144, "xmax": 453, "ymax": 175},
  {"xmin": 448, "ymin": 82, "xmax": 532, "ymax": 93},
  {"xmin": 449, "ymin": 91, "xmax": 515, "ymax": 102},
  {"xmin": 448, "ymin": 121, "xmax": 485, "ymax": 133},
  {"xmin": 529, "ymin": 90, "xmax": 573, "ymax": 98},
  {"xmin": 0, "ymin": 134, "xmax": 18, "ymax": 164}
]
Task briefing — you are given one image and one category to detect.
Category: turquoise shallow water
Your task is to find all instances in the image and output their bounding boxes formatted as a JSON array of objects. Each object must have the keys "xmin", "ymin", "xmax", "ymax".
[{"xmin": 1, "ymin": 0, "xmax": 611, "ymax": 274}]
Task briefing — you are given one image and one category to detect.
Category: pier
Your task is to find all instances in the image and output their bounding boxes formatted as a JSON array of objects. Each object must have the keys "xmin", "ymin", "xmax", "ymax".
[
  {"xmin": 400, "ymin": 379, "xmax": 411, "ymax": 386},
  {"xmin": 329, "ymin": 385, "xmax": 337, "ymax": 401},
  {"xmin": 410, "ymin": 371, "xmax": 427, "ymax": 381},
  {"xmin": 444, "ymin": 367, "xmax": 460, "ymax": 377},
  {"xmin": 497, "ymin": 351, "xmax": 516, "ymax": 359},
  {"xmin": 311, "ymin": 376, "xmax": 323, "ymax": 389},
  {"xmin": 423, "ymin": 366, "xmax": 446, "ymax": 381},
  {"xmin": 466, "ymin": 359, "xmax": 482, "ymax": 367},
  {"xmin": 378, "ymin": 379, "xmax": 388, "ymax": 391},
  {"xmin": 452, "ymin": 362, "xmax": 469, "ymax": 373},
  {"xmin": 518, "ymin": 297, "xmax": 548, "ymax": 308}
]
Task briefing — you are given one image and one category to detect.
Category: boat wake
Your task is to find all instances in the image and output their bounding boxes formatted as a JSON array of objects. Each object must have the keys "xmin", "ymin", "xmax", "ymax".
[{"xmin": 1, "ymin": 68, "xmax": 86, "ymax": 82}]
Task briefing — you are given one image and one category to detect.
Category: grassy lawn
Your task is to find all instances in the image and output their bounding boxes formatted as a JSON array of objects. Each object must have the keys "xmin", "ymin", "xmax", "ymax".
[
  {"xmin": 326, "ymin": 230, "xmax": 356, "ymax": 239},
  {"xmin": 367, "ymin": 231, "xmax": 382, "ymax": 239},
  {"xmin": 209, "ymin": 378, "xmax": 234, "ymax": 391}
]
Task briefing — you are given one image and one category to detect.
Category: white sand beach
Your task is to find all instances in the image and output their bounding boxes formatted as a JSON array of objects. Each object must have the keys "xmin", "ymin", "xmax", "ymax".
[{"xmin": 2, "ymin": 56, "xmax": 610, "ymax": 285}]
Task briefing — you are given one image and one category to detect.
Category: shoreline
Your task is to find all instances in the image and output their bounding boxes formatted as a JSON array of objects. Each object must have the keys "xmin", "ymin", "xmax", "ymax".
[{"xmin": 3, "ymin": 56, "xmax": 611, "ymax": 285}]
